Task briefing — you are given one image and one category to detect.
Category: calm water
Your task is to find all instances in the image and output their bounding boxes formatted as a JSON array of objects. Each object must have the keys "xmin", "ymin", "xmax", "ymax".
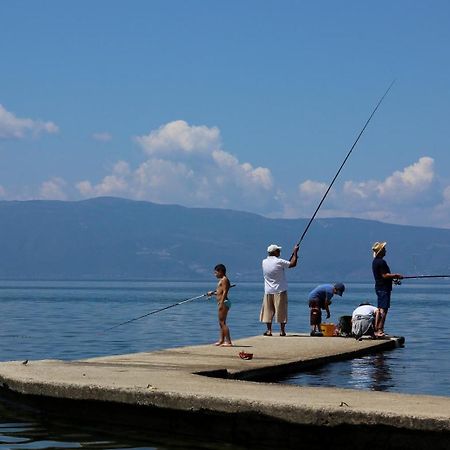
[{"xmin": 0, "ymin": 280, "xmax": 449, "ymax": 448}]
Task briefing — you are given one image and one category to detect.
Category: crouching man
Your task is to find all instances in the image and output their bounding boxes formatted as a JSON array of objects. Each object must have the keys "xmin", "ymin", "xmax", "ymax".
[
  {"xmin": 351, "ymin": 302, "xmax": 380, "ymax": 340},
  {"xmin": 308, "ymin": 283, "xmax": 345, "ymax": 336}
]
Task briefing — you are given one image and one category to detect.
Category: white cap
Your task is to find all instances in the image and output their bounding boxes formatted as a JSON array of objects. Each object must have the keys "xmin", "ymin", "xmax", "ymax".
[{"xmin": 267, "ymin": 244, "xmax": 282, "ymax": 253}]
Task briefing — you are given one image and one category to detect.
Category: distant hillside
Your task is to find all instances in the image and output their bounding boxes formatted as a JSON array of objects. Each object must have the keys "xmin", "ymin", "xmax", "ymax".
[{"xmin": 0, "ymin": 197, "xmax": 449, "ymax": 281}]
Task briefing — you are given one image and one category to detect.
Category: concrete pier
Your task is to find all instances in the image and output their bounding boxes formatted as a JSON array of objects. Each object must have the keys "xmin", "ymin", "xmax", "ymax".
[{"xmin": 0, "ymin": 334, "xmax": 449, "ymax": 449}]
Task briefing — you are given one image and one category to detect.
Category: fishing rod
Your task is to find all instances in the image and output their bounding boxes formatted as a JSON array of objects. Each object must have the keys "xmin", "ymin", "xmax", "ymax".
[
  {"xmin": 394, "ymin": 275, "xmax": 450, "ymax": 285},
  {"xmin": 402, "ymin": 275, "xmax": 450, "ymax": 279},
  {"xmin": 295, "ymin": 80, "xmax": 396, "ymax": 248},
  {"xmin": 103, "ymin": 284, "xmax": 236, "ymax": 332}
]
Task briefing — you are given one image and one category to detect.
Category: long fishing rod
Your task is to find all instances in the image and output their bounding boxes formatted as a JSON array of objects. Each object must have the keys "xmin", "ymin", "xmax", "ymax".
[
  {"xmin": 401, "ymin": 275, "xmax": 450, "ymax": 279},
  {"xmin": 295, "ymin": 80, "xmax": 396, "ymax": 248},
  {"xmin": 103, "ymin": 284, "xmax": 236, "ymax": 332},
  {"xmin": 394, "ymin": 275, "xmax": 450, "ymax": 285}
]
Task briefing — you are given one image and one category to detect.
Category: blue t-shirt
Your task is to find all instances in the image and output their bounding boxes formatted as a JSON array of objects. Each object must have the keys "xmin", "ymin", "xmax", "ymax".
[
  {"xmin": 372, "ymin": 257, "xmax": 392, "ymax": 291},
  {"xmin": 308, "ymin": 284, "xmax": 334, "ymax": 309}
]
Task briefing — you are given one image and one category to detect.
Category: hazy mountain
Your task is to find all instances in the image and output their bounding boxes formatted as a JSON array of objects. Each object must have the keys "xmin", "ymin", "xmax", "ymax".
[{"xmin": 0, "ymin": 197, "xmax": 449, "ymax": 282}]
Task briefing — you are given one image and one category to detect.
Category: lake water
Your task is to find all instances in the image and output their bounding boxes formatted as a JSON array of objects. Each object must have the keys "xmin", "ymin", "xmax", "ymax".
[{"xmin": 0, "ymin": 280, "xmax": 449, "ymax": 449}]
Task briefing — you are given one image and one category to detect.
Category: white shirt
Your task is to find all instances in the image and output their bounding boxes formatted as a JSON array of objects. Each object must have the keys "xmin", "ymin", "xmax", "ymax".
[
  {"xmin": 262, "ymin": 256, "xmax": 291, "ymax": 294},
  {"xmin": 352, "ymin": 304, "xmax": 378, "ymax": 318}
]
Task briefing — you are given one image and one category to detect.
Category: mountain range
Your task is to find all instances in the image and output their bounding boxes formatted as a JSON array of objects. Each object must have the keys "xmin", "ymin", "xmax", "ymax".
[{"xmin": 0, "ymin": 197, "xmax": 449, "ymax": 282}]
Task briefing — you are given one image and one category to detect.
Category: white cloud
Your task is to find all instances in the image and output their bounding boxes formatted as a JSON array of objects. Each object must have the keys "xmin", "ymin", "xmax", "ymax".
[
  {"xmin": 0, "ymin": 104, "xmax": 58, "ymax": 139},
  {"xmin": 76, "ymin": 180, "xmax": 95, "ymax": 197},
  {"xmin": 92, "ymin": 132, "xmax": 112, "ymax": 142},
  {"xmin": 135, "ymin": 120, "xmax": 220, "ymax": 156},
  {"xmin": 0, "ymin": 185, "xmax": 6, "ymax": 198},
  {"xmin": 76, "ymin": 161, "xmax": 131, "ymax": 197},
  {"xmin": 291, "ymin": 180, "xmax": 333, "ymax": 216},
  {"xmin": 342, "ymin": 158, "xmax": 435, "ymax": 204},
  {"xmin": 76, "ymin": 175, "xmax": 128, "ymax": 197},
  {"xmin": 39, "ymin": 177, "xmax": 67, "ymax": 200},
  {"xmin": 112, "ymin": 160, "xmax": 131, "ymax": 176},
  {"xmin": 71, "ymin": 122, "xmax": 448, "ymax": 228},
  {"xmin": 377, "ymin": 157, "xmax": 434, "ymax": 199},
  {"xmin": 248, "ymin": 166, "xmax": 273, "ymax": 190},
  {"xmin": 94, "ymin": 175, "xmax": 128, "ymax": 195},
  {"xmin": 77, "ymin": 120, "xmax": 277, "ymax": 212},
  {"xmin": 299, "ymin": 180, "xmax": 328, "ymax": 198},
  {"xmin": 343, "ymin": 179, "xmax": 378, "ymax": 200},
  {"xmin": 291, "ymin": 156, "xmax": 447, "ymax": 227},
  {"xmin": 133, "ymin": 159, "xmax": 200, "ymax": 202},
  {"xmin": 443, "ymin": 186, "xmax": 450, "ymax": 204},
  {"xmin": 212, "ymin": 150, "xmax": 273, "ymax": 191}
]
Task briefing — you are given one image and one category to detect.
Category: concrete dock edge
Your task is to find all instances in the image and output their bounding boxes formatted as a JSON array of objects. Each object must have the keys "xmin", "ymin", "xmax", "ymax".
[{"xmin": 0, "ymin": 334, "xmax": 448, "ymax": 449}]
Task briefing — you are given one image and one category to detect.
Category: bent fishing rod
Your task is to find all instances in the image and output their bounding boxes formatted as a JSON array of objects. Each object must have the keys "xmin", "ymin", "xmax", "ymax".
[
  {"xmin": 103, "ymin": 284, "xmax": 236, "ymax": 332},
  {"xmin": 295, "ymin": 80, "xmax": 396, "ymax": 249}
]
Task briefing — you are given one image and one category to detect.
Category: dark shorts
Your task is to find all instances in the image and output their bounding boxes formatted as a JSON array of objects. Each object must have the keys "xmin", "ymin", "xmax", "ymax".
[
  {"xmin": 309, "ymin": 299, "xmax": 322, "ymax": 325},
  {"xmin": 376, "ymin": 289, "xmax": 391, "ymax": 310}
]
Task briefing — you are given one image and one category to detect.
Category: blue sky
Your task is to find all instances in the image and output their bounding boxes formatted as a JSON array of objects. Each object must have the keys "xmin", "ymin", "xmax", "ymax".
[{"xmin": 1, "ymin": 1, "xmax": 450, "ymax": 227}]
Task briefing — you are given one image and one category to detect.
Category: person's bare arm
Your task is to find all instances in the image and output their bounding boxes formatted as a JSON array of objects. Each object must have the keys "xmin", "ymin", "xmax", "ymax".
[
  {"xmin": 325, "ymin": 300, "xmax": 331, "ymax": 319},
  {"xmin": 382, "ymin": 273, "xmax": 403, "ymax": 279},
  {"xmin": 289, "ymin": 244, "xmax": 300, "ymax": 268}
]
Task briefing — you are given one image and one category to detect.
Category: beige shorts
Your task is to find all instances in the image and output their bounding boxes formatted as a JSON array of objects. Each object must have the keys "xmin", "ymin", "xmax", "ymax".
[{"xmin": 259, "ymin": 291, "xmax": 288, "ymax": 324}]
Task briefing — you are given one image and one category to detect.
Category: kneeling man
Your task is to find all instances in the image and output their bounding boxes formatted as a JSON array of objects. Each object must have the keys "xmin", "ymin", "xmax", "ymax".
[{"xmin": 352, "ymin": 302, "xmax": 380, "ymax": 340}]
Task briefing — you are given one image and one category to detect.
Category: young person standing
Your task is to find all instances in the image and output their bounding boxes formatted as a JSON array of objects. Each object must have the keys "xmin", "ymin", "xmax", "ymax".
[{"xmin": 208, "ymin": 264, "xmax": 232, "ymax": 347}]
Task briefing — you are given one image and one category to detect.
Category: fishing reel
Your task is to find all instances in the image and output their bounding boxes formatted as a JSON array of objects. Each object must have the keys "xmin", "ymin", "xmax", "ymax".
[{"xmin": 393, "ymin": 278, "xmax": 402, "ymax": 285}]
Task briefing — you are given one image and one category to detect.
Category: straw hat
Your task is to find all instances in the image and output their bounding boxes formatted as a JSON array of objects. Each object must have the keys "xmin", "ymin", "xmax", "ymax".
[{"xmin": 372, "ymin": 241, "xmax": 386, "ymax": 257}]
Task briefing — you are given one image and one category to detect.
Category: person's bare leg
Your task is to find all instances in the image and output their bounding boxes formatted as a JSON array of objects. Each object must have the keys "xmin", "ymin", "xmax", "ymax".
[
  {"xmin": 376, "ymin": 309, "xmax": 387, "ymax": 335},
  {"xmin": 375, "ymin": 309, "xmax": 381, "ymax": 331},
  {"xmin": 380, "ymin": 309, "xmax": 388, "ymax": 333},
  {"xmin": 214, "ymin": 308, "xmax": 225, "ymax": 345},
  {"xmin": 264, "ymin": 322, "xmax": 272, "ymax": 336},
  {"xmin": 374, "ymin": 309, "xmax": 381, "ymax": 336},
  {"xmin": 280, "ymin": 322, "xmax": 286, "ymax": 336},
  {"xmin": 221, "ymin": 322, "xmax": 232, "ymax": 346},
  {"xmin": 219, "ymin": 305, "xmax": 232, "ymax": 346}
]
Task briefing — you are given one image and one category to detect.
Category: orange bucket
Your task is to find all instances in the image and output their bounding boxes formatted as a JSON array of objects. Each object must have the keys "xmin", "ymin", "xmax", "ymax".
[{"xmin": 320, "ymin": 323, "xmax": 335, "ymax": 337}]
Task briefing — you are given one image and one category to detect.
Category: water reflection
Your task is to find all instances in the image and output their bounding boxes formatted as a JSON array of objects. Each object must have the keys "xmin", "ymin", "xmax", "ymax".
[
  {"xmin": 0, "ymin": 399, "xmax": 244, "ymax": 450},
  {"xmin": 349, "ymin": 353, "xmax": 394, "ymax": 392},
  {"xmin": 282, "ymin": 351, "xmax": 399, "ymax": 392},
  {"xmin": 0, "ymin": 401, "xmax": 134, "ymax": 450}
]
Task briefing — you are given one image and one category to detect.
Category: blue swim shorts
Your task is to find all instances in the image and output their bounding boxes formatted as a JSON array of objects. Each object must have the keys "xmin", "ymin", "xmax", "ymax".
[
  {"xmin": 376, "ymin": 289, "xmax": 391, "ymax": 310},
  {"xmin": 219, "ymin": 299, "xmax": 231, "ymax": 309}
]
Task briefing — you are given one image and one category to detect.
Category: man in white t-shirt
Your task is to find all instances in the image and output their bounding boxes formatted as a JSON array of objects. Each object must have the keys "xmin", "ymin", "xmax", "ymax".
[
  {"xmin": 260, "ymin": 243, "xmax": 299, "ymax": 336},
  {"xmin": 351, "ymin": 302, "xmax": 380, "ymax": 340}
]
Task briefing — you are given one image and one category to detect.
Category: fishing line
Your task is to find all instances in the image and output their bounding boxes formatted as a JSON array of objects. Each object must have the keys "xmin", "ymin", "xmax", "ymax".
[
  {"xmin": 295, "ymin": 80, "xmax": 396, "ymax": 248},
  {"xmin": 102, "ymin": 284, "xmax": 236, "ymax": 332}
]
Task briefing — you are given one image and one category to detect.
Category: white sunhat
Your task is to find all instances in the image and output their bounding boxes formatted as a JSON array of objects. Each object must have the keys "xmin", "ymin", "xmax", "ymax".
[{"xmin": 267, "ymin": 244, "xmax": 282, "ymax": 253}]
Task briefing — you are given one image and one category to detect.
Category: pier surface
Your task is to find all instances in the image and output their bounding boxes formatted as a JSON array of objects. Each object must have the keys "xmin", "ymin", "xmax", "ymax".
[{"xmin": 0, "ymin": 334, "xmax": 448, "ymax": 449}]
